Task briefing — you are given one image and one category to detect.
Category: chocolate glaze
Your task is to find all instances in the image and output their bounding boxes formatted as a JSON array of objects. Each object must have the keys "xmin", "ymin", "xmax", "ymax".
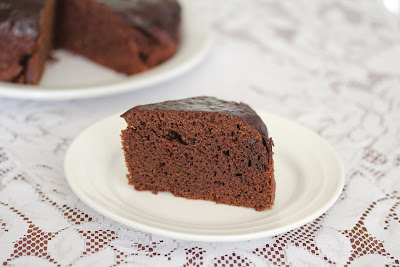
[
  {"xmin": 0, "ymin": 0, "xmax": 45, "ymax": 38},
  {"xmin": 122, "ymin": 96, "xmax": 273, "ymax": 154}
]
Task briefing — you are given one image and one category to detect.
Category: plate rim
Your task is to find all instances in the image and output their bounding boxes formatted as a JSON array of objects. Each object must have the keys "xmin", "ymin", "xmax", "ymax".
[
  {"xmin": 0, "ymin": 4, "xmax": 211, "ymax": 101},
  {"xmin": 64, "ymin": 111, "xmax": 345, "ymax": 242}
]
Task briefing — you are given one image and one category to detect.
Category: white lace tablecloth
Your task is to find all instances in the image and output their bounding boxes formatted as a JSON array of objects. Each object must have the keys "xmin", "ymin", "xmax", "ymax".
[{"xmin": 1, "ymin": 0, "xmax": 400, "ymax": 266}]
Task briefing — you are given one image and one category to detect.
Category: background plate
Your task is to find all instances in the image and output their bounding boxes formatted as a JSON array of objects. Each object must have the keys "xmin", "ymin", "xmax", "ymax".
[
  {"xmin": 0, "ymin": 4, "xmax": 211, "ymax": 100},
  {"xmin": 64, "ymin": 112, "xmax": 345, "ymax": 242}
]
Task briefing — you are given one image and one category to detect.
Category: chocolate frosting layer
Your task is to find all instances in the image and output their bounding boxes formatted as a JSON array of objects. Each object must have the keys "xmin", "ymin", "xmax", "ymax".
[
  {"xmin": 0, "ymin": 0, "xmax": 45, "ymax": 38},
  {"xmin": 122, "ymin": 96, "xmax": 270, "ymax": 141}
]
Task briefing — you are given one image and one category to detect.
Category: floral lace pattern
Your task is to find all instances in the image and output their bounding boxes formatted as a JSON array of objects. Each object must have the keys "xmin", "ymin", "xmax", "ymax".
[{"xmin": 1, "ymin": 0, "xmax": 400, "ymax": 266}]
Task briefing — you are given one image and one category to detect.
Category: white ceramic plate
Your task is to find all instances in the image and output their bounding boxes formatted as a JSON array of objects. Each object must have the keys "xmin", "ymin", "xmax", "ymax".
[
  {"xmin": 0, "ymin": 4, "xmax": 211, "ymax": 100},
  {"xmin": 64, "ymin": 111, "xmax": 344, "ymax": 242}
]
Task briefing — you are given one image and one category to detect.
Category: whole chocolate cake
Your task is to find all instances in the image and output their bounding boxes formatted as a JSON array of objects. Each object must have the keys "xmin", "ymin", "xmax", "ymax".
[
  {"xmin": 0, "ymin": 0, "xmax": 181, "ymax": 84},
  {"xmin": 121, "ymin": 96, "xmax": 275, "ymax": 211}
]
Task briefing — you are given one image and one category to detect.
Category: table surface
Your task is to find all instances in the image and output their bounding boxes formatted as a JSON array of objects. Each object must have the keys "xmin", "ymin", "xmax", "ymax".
[{"xmin": 1, "ymin": 0, "xmax": 400, "ymax": 266}]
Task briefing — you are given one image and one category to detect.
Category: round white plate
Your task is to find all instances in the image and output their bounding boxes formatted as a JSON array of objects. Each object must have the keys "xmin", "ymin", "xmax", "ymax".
[
  {"xmin": 64, "ymin": 111, "xmax": 344, "ymax": 242},
  {"xmin": 0, "ymin": 4, "xmax": 211, "ymax": 100}
]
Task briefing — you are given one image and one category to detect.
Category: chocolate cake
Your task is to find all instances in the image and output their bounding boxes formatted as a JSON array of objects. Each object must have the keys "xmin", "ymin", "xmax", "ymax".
[
  {"xmin": 121, "ymin": 97, "xmax": 275, "ymax": 211},
  {"xmin": 0, "ymin": 0, "xmax": 181, "ymax": 84},
  {"xmin": 0, "ymin": 0, "xmax": 56, "ymax": 84}
]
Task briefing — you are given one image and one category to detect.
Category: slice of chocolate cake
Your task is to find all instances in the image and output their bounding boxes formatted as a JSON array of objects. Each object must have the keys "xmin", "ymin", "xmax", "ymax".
[
  {"xmin": 0, "ymin": 0, "xmax": 56, "ymax": 84},
  {"xmin": 121, "ymin": 96, "xmax": 275, "ymax": 211},
  {"xmin": 56, "ymin": 0, "xmax": 180, "ymax": 75}
]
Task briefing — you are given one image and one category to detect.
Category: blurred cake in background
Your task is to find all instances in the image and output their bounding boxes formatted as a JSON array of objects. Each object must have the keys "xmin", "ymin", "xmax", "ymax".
[{"xmin": 0, "ymin": 0, "xmax": 181, "ymax": 84}]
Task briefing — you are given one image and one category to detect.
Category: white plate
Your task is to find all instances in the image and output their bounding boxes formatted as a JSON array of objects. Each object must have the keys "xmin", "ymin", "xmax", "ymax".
[
  {"xmin": 64, "ymin": 111, "xmax": 344, "ymax": 242},
  {"xmin": 0, "ymin": 4, "xmax": 210, "ymax": 100}
]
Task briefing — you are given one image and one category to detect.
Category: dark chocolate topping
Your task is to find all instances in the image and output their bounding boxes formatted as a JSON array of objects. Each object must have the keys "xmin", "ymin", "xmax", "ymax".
[
  {"xmin": 96, "ymin": 0, "xmax": 180, "ymax": 33},
  {"xmin": 0, "ymin": 0, "xmax": 45, "ymax": 38},
  {"xmin": 122, "ymin": 96, "xmax": 270, "ymax": 139}
]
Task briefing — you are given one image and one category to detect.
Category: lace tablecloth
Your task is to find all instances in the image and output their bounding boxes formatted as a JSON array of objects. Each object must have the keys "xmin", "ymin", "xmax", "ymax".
[{"xmin": 1, "ymin": 0, "xmax": 400, "ymax": 266}]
